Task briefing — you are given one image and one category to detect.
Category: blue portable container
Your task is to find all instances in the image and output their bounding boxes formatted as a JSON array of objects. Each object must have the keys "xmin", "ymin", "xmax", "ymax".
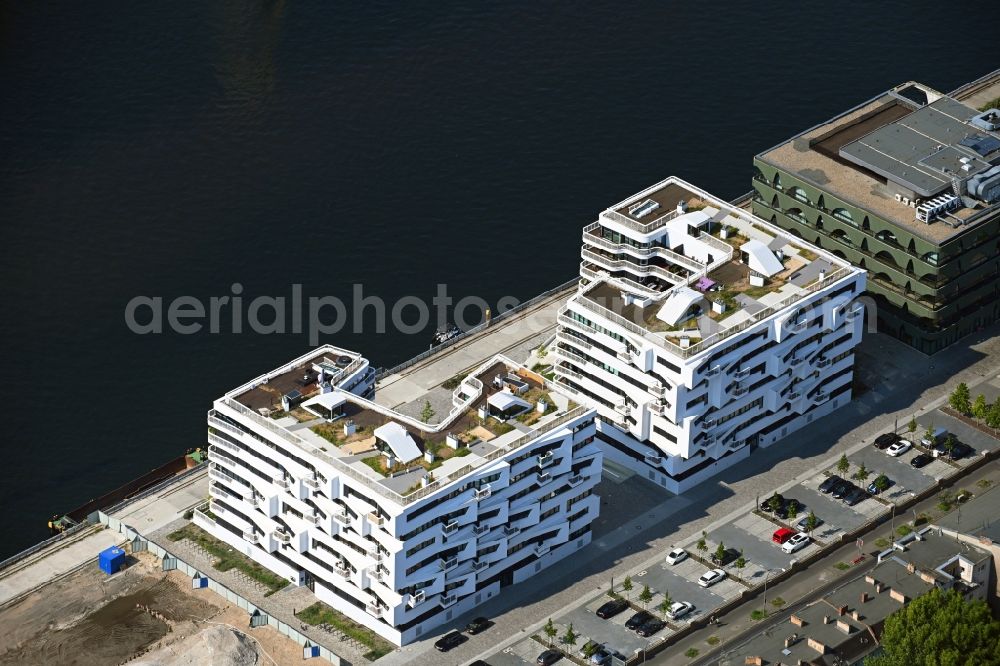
[{"xmin": 98, "ymin": 546, "xmax": 126, "ymax": 574}]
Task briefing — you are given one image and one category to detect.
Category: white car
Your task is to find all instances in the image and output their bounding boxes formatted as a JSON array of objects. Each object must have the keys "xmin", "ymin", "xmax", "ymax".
[
  {"xmin": 781, "ymin": 532, "xmax": 811, "ymax": 554},
  {"xmin": 667, "ymin": 601, "xmax": 695, "ymax": 621},
  {"xmin": 698, "ymin": 568, "xmax": 727, "ymax": 588},
  {"xmin": 665, "ymin": 548, "xmax": 688, "ymax": 566},
  {"xmin": 886, "ymin": 440, "xmax": 912, "ymax": 457}
]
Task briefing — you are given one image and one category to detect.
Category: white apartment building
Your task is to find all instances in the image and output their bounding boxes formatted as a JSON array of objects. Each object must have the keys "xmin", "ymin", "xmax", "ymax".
[
  {"xmin": 554, "ymin": 177, "xmax": 867, "ymax": 493},
  {"xmin": 199, "ymin": 345, "xmax": 601, "ymax": 645}
]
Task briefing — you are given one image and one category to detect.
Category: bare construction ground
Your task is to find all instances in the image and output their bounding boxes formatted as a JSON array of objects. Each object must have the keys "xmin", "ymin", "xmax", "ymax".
[{"xmin": 0, "ymin": 552, "xmax": 306, "ymax": 666}]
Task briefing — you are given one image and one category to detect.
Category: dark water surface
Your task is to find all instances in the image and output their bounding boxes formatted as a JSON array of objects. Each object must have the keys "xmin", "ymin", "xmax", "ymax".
[{"xmin": 0, "ymin": 1, "xmax": 994, "ymax": 556}]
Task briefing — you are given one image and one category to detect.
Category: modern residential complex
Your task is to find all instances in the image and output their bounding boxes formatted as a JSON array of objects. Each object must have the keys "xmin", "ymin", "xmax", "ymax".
[
  {"xmin": 200, "ymin": 344, "xmax": 602, "ymax": 645},
  {"xmin": 554, "ymin": 177, "xmax": 866, "ymax": 493},
  {"xmin": 754, "ymin": 81, "xmax": 1000, "ymax": 354},
  {"xmin": 728, "ymin": 527, "xmax": 994, "ymax": 665}
]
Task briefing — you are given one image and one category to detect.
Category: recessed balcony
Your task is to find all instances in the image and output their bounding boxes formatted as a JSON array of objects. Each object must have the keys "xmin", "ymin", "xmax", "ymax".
[
  {"xmin": 439, "ymin": 557, "xmax": 458, "ymax": 571},
  {"xmin": 407, "ymin": 590, "xmax": 425, "ymax": 607},
  {"xmin": 441, "ymin": 521, "xmax": 459, "ymax": 537},
  {"xmin": 474, "ymin": 485, "xmax": 492, "ymax": 501},
  {"xmin": 537, "ymin": 451, "xmax": 555, "ymax": 468}
]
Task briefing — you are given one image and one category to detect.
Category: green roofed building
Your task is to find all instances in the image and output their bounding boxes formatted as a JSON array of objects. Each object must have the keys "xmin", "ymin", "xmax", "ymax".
[{"xmin": 753, "ymin": 81, "xmax": 1000, "ymax": 354}]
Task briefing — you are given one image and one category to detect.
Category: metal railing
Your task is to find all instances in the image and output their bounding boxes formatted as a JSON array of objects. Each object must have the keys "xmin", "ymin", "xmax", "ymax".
[
  {"xmin": 582, "ymin": 234, "xmax": 705, "ymax": 273},
  {"xmin": 602, "ymin": 207, "xmax": 680, "ymax": 234}
]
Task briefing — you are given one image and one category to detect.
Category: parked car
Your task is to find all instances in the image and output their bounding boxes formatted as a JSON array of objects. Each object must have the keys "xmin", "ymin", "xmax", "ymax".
[
  {"xmin": 665, "ymin": 547, "xmax": 688, "ymax": 565},
  {"xmin": 588, "ymin": 649, "xmax": 612, "ymax": 666},
  {"xmin": 831, "ymin": 480, "xmax": 856, "ymax": 499},
  {"xmin": 910, "ymin": 453, "xmax": 933, "ymax": 468},
  {"xmin": 781, "ymin": 532, "xmax": 811, "ymax": 554},
  {"xmin": 667, "ymin": 601, "xmax": 695, "ymax": 621},
  {"xmin": 873, "ymin": 432, "xmax": 901, "ymax": 450},
  {"xmin": 537, "ymin": 649, "xmax": 563, "ymax": 665},
  {"xmin": 819, "ymin": 475, "xmax": 843, "ymax": 493},
  {"xmin": 843, "ymin": 487, "xmax": 870, "ymax": 506},
  {"xmin": 596, "ymin": 598, "xmax": 629, "ymax": 619},
  {"xmin": 796, "ymin": 515, "xmax": 824, "ymax": 532},
  {"xmin": 636, "ymin": 618, "xmax": 667, "ymax": 637},
  {"xmin": 949, "ymin": 442, "xmax": 973, "ymax": 460},
  {"xmin": 466, "ymin": 617, "xmax": 490, "ymax": 634},
  {"xmin": 761, "ymin": 493, "xmax": 784, "ymax": 513},
  {"xmin": 775, "ymin": 498, "xmax": 802, "ymax": 519},
  {"xmin": 625, "ymin": 610, "xmax": 654, "ymax": 630},
  {"xmin": 470, "ymin": 662, "xmax": 492, "ymax": 666},
  {"xmin": 434, "ymin": 631, "xmax": 466, "ymax": 652},
  {"xmin": 711, "ymin": 547, "xmax": 741, "ymax": 567},
  {"xmin": 886, "ymin": 440, "xmax": 913, "ymax": 457},
  {"xmin": 698, "ymin": 568, "xmax": 727, "ymax": 588},
  {"xmin": 867, "ymin": 474, "xmax": 892, "ymax": 495},
  {"xmin": 921, "ymin": 426, "xmax": 948, "ymax": 449},
  {"xmin": 772, "ymin": 527, "xmax": 796, "ymax": 545}
]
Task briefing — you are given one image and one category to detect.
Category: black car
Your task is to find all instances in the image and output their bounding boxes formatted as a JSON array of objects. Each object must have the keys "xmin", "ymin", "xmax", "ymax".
[
  {"xmin": 873, "ymin": 432, "xmax": 901, "ymax": 450},
  {"xmin": 843, "ymin": 487, "xmax": 869, "ymax": 506},
  {"xmin": 537, "ymin": 649, "xmax": 563, "ymax": 665},
  {"xmin": 761, "ymin": 493, "xmax": 784, "ymax": 513},
  {"xmin": 949, "ymin": 442, "xmax": 973, "ymax": 460},
  {"xmin": 470, "ymin": 662, "xmax": 492, "ymax": 666},
  {"xmin": 819, "ymin": 475, "xmax": 843, "ymax": 493},
  {"xmin": 910, "ymin": 453, "xmax": 933, "ymax": 468},
  {"xmin": 596, "ymin": 598, "xmax": 629, "ymax": 619},
  {"xmin": 434, "ymin": 631, "xmax": 466, "ymax": 652},
  {"xmin": 636, "ymin": 618, "xmax": 667, "ymax": 637},
  {"xmin": 775, "ymin": 498, "xmax": 802, "ymax": 519},
  {"xmin": 711, "ymin": 547, "xmax": 741, "ymax": 567},
  {"xmin": 625, "ymin": 610, "xmax": 654, "ymax": 631},
  {"xmin": 466, "ymin": 617, "xmax": 490, "ymax": 634},
  {"xmin": 832, "ymin": 481, "xmax": 856, "ymax": 499}
]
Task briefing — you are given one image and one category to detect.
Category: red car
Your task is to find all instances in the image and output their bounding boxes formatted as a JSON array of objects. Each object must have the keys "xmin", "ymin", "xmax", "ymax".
[{"xmin": 772, "ymin": 527, "xmax": 795, "ymax": 545}]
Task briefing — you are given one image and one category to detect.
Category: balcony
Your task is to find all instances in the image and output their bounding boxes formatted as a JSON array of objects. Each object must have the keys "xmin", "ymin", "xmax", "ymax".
[
  {"xmin": 407, "ymin": 590, "xmax": 425, "ymax": 607},
  {"xmin": 814, "ymin": 391, "xmax": 829, "ymax": 404},
  {"xmin": 733, "ymin": 367, "xmax": 751, "ymax": 380},
  {"xmin": 504, "ymin": 525, "xmax": 520, "ymax": 538},
  {"xmin": 440, "ymin": 593, "xmax": 458, "ymax": 607},
  {"xmin": 472, "ymin": 559, "xmax": 489, "ymax": 571},
  {"xmin": 304, "ymin": 477, "xmax": 320, "ymax": 490},
  {"xmin": 536, "ymin": 472, "xmax": 552, "ymax": 486},
  {"xmin": 366, "ymin": 602, "xmax": 383, "ymax": 617},
  {"xmin": 567, "ymin": 474, "xmax": 584, "ymax": 487},
  {"xmin": 701, "ymin": 417, "xmax": 716, "ymax": 428},
  {"xmin": 647, "ymin": 382, "xmax": 666, "ymax": 396},
  {"xmin": 474, "ymin": 485, "xmax": 492, "ymax": 501},
  {"xmin": 790, "ymin": 357, "xmax": 804, "ymax": 367},
  {"xmin": 617, "ymin": 350, "xmax": 631, "ymax": 362},
  {"xmin": 472, "ymin": 524, "xmax": 489, "ymax": 536},
  {"xmin": 614, "ymin": 402, "xmax": 630, "ymax": 416},
  {"xmin": 816, "ymin": 357, "xmax": 832, "ymax": 368},
  {"xmin": 788, "ymin": 391, "xmax": 801, "ymax": 400},
  {"xmin": 705, "ymin": 365, "xmax": 723, "ymax": 377},
  {"xmin": 644, "ymin": 453, "xmax": 663, "ymax": 465},
  {"xmin": 304, "ymin": 514, "xmax": 320, "ymax": 525},
  {"xmin": 732, "ymin": 385, "xmax": 749, "ymax": 397},
  {"xmin": 243, "ymin": 531, "xmax": 259, "ymax": 543},
  {"xmin": 648, "ymin": 401, "xmax": 664, "ymax": 415},
  {"xmin": 537, "ymin": 451, "xmax": 555, "ymax": 468},
  {"xmin": 368, "ymin": 511, "xmax": 384, "ymax": 526},
  {"xmin": 442, "ymin": 521, "xmax": 459, "ymax": 537},
  {"xmin": 369, "ymin": 567, "xmax": 385, "ymax": 582},
  {"xmin": 334, "ymin": 561, "xmax": 351, "ymax": 578},
  {"xmin": 534, "ymin": 544, "xmax": 551, "ymax": 557},
  {"xmin": 334, "ymin": 510, "xmax": 351, "ymax": 526},
  {"xmin": 275, "ymin": 477, "xmax": 290, "ymax": 490},
  {"xmin": 271, "ymin": 529, "xmax": 291, "ymax": 544},
  {"xmin": 439, "ymin": 557, "xmax": 458, "ymax": 571}
]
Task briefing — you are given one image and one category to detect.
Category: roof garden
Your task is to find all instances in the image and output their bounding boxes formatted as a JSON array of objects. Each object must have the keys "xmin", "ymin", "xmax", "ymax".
[
  {"xmin": 579, "ymin": 185, "xmax": 855, "ymax": 357},
  {"xmin": 219, "ymin": 353, "xmax": 584, "ymax": 505}
]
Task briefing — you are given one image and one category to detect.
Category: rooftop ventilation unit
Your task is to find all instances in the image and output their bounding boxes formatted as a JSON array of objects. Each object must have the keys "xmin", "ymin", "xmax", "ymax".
[
  {"xmin": 970, "ymin": 109, "xmax": 1000, "ymax": 132},
  {"xmin": 915, "ymin": 194, "xmax": 960, "ymax": 223}
]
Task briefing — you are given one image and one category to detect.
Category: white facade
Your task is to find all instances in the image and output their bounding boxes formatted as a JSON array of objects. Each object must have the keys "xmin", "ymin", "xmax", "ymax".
[
  {"xmin": 555, "ymin": 177, "xmax": 867, "ymax": 493},
  {"xmin": 200, "ymin": 346, "xmax": 601, "ymax": 645}
]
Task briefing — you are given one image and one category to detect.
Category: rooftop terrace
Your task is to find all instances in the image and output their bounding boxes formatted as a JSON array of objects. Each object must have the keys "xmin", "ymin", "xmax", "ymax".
[
  {"xmin": 218, "ymin": 350, "xmax": 585, "ymax": 506},
  {"xmin": 757, "ymin": 82, "xmax": 1000, "ymax": 244},
  {"xmin": 578, "ymin": 179, "xmax": 857, "ymax": 358}
]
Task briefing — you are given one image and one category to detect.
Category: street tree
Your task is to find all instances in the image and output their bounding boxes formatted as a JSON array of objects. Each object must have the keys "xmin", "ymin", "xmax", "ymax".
[
  {"xmin": 658, "ymin": 595, "xmax": 672, "ymax": 620},
  {"xmin": 621, "ymin": 575, "xmax": 633, "ymax": 601},
  {"xmin": 941, "ymin": 433, "xmax": 957, "ymax": 453},
  {"xmin": 420, "ymin": 400, "xmax": 435, "ymax": 423},
  {"xmin": 987, "ymin": 401, "xmax": 1000, "ymax": 429},
  {"xmin": 696, "ymin": 531, "xmax": 708, "ymax": 556},
  {"xmin": 804, "ymin": 512, "xmax": 819, "ymax": 536},
  {"xmin": 853, "ymin": 463, "xmax": 870, "ymax": 482},
  {"xmin": 837, "ymin": 454, "xmax": 850, "ymax": 475},
  {"xmin": 767, "ymin": 495, "xmax": 783, "ymax": 513},
  {"xmin": 873, "ymin": 475, "xmax": 890, "ymax": 494},
  {"xmin": 972, "ymin": 394, "xmax": 989, "ymax": 421},
  {"xmin": 735, "ymin": 551, "xmax": 747, "ymax": 573},
  {"xmin": 948, "ymin": 383, "xmax": 971, "ymax": 415},
  {"xmin": 543, "ymin": 618, "xmax": 557, "ymax": 646},
  {"xmin": 561, "ymin": 623, "xmax": 577, "ymax": 648},
  {"xmin": 866, "ymin": 587, "xmax": 1000, "ymax": 666},
  {"xmin": 787, "ymin": 502, "xmax": 799, "ymax": 521},
  {"xmin": 582, "ymin": 642, "xmax": 600, "ymax": 659},
  {"xmin": 638, "ymin": 584, "xmax": 653, "ymax": 609},
  {"xmin": 714, "ymin": 542, "xmax": 727, "ymax": 564},
  {"xmin": 907, "ymin": 417, "xmax": 917, "ymax": 434}
]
